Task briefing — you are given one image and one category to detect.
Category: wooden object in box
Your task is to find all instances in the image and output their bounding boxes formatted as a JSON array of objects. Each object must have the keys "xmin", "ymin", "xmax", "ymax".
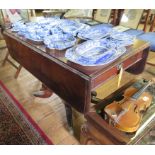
[{"xmin": 81, "ymin": 80, "xmax": 155, "ymax": 144}]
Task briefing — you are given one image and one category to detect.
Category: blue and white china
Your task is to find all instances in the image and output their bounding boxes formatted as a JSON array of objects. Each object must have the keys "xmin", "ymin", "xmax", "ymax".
[
  {"xmin": 109, "ymin": 31, "xmax": 135, "ymax": 47},
  {"xmin": 78, "ymin": 25, "xmax": 112, "ymax": 40},
  {"xmin": 44, "ymin": 33, "xmax": 76, "ymax": 50},
  {"xmin": 25, "ymin": 33, "xmax": 43, "ymax": 41},
  {"xmin": 110, "ymin": 31, "xmax": 135, "ymax": 41},
  {"xmin": 24, "ymin": 27, "xmax": 43, "ymax": 41},
  {"xmin": 17, "ymin": 25, "xmax": 27, "ymax": 36},
  {"xmin": 65, "ymin": 39, "xmax": 126, "ymax": 66},
  {"xmin": 36, "ymin": 29, "xmax": 51, "ymax": 38},
  {"xmin": 50, "ymin": 26, "xmax": 63, "ymax": 35},
  {"xmin": 59, "ymin": 19, "xmax": 90, "ymax": 36},
  {"xmin": 11, "ymin": 21, "xmax": 25, "ymax": 32},
  {"xmin": 37, "ymin": 18, "xmax": 61, "ymax": 28},
  {"xmin": 25, "ymin": 22, "xmax": 38, "ymax": 27}
]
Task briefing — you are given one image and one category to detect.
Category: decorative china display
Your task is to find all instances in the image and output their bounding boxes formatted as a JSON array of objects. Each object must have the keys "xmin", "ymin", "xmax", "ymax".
[
  {"xmin": 44, "ymin": 33, "xmax": 77, "ymax": 50},
  {"xmin": 65, "ymin": 39, "xmax": 126, "ymax": 66}
]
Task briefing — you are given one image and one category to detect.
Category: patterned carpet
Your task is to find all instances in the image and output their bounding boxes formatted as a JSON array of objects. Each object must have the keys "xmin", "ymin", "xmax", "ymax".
[{"xmin": 0, "ymin": 80, "xmax": 52, "ymax": 145}]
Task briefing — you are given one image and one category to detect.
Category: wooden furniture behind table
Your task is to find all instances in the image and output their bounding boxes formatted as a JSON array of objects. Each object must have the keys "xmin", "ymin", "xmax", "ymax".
[
  {"xmin": 3, "ymin": 29, "xmax": 150, "ymax": 132},
  {"xmin": 147, "ymin": 13, "xmax": 155, "ymax": 67},
  {"xmin": 1, "ymin": 9, "xmax": 36, "ymax": 79},
  {"xmin": 1, "ymin": 26, "xmax": 22, "ymax": 79},
  {"xmin": 80, "ymin": 80, "xmax": 155, "ymax": 145}
]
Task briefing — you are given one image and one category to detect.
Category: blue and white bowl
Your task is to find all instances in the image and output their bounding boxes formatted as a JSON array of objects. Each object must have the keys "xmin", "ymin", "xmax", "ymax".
[{"xmin": 44, "ymin": 33, "xmax": 76, "ymax": 50}]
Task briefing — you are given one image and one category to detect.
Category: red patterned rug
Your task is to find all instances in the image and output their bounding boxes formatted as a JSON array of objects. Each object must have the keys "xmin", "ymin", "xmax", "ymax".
[{"xmin": 0, "ymin": 80, "xmax": 53, "ymax": 145}]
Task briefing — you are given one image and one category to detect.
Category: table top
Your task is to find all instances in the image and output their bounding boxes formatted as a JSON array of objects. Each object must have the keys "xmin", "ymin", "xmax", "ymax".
[{"xmin": 4, "ymin": 30, "xmax": 150, "ymax": 78}]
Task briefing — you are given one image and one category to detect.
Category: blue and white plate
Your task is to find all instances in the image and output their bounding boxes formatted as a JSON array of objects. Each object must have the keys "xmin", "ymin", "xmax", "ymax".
[
  {"xmin": 11, "ymin": 21, "xmax": 25, "ymax": 32},
  {"xmin": 44, "ymin": 33, "xmax": 76, "ymax": 50},
  {"xmin": 59, "ymin": 19, "xmax": 90, "ymax": 36},
  {"xmin": 78, "ymin": 25, "xmax": 112, "ymax": 40},
  {"xmin": 25, "ymin": 34, "xmax": 43, "ymax": 42},
  {"xmin": 110, "ymin": 31, "xmax": 135, "ymax": 41},
  {"xmin": 37, "ymin": 18, "xmax": 61, "ymax": 28},
  {"xmin": 24, "ymin": 28, "xmax": 43, "ymax": 42},
  {"xmin": 65, "ymin": 39, "xmax": 126, "ymax": 66},
  {"xmin": 109, "ymin": 31, "xmax": 135, "ymax": 47},
  {"xmin": 36, "ymin": 28, "xmax": 51, "ymax": 38},
  {"xmin": 50, "ymin": 26, "xmax": 63, "ymax": 35}
]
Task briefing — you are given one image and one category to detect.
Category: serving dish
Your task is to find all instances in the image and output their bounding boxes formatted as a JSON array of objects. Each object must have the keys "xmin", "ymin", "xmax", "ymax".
[
  {"xmin": 11, "ymin": 22, "xmax": 25, "ymax": 33},
  {"xmin": 65, "ymin": 39, "xmax": 126, "ymax": 67},
  {"xmin": 109, "ymin": 31, "xmax": 135, "ymax": 46},
  {"xmin": 44, "ymin": 33, "xmax": 77, "ymax": 50},
  {"xmin": 25, "ymin": 29, "xmax": 44, "ymax": 45},
  {"xmin": 78, "ymin": 25, "xmax": 112, "ymax": 40},
  {"xmin": 59, "ymin": 19, "xmax": 89, "ymax": 36}
]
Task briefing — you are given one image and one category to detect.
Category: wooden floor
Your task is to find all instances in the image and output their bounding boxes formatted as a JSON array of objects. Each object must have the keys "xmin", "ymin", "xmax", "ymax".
[{"xmin": 0, "ymin": 45, "xmax": 155, "ymax": 144}]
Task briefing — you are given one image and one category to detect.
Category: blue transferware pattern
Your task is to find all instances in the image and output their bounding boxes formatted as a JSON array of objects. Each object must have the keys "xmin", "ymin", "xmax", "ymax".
[
  {"xmin": 78, "ymin": 25, "xmax": 112, "ymax": 40},
  {"xmin": 43, "ymin": 33, "xmax": 76, "ymax": 50},
  {"xmin": 36, "ymin": 29, "xmax": 51, "ymax": 38},
  {"xmin": 110, "ymin": 30, "xmax": 135, "ymax": 41},
  {"xmin": 25, "ymin": 22, "xmax": 39, "ymax": 27},
  {"xmin": 50, "ymin": 26, "xmax": 63, "ymax": 35},
  {"xmin": 37, "ymin": 18, "xmax": 61, "ymax": 28},
  {"xmin": 59, "ymin": 19, "xmax": 90, "ymax": 36},
  {"xmin": 24, "ymin": 27, "xmax": 43, "ymax": 41},
  {"xmin": 65, "ymin": 39, "xmax": 126, "ymax": 66},
  {"xmin": 11, "ymin": 21, "xmax": 25, "ymax": 32},
  {"xmin": 17, "ymin": 25, "xmax": 27, "ymax": 36},
  {"xmin": 109, "ymin": 31, "xmax": 135, "ymax": 47}
]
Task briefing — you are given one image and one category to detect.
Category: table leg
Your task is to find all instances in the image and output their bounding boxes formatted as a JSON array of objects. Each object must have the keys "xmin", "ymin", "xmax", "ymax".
[
  {"xmin": 64, "ymin": 103, "xmax": 73, "ymax": 134},
  {"xmin": 33, "ymin": 83, "xmax": 53, "ymax": 98}
]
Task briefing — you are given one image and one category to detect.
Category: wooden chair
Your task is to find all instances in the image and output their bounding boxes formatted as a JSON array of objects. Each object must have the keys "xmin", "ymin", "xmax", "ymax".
[
  {"xmin": 141, "ymin": 9, "xmax": 151, "ymax": 32},
  {"xmin": 137, "ymin": 12, "xmax": 155, "ymax": 66},
  {"xmin": 86, "ymin": 9, "xmax": 116, "ymax": 27},
  {"xmin": 2, "ymin": 51, "xmax": 22, "ymax": 79},
  {"xmin": 114, "ymin": 9, "xmax": 150, "ymax": 37},
  {"xmin": 0, "ymin": 9, "xmax": 35, "ymax": 79}
]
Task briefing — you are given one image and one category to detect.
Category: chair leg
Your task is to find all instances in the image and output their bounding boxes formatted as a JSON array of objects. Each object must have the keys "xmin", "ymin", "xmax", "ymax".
[
  {"xmin": 2, "ymin": 51, "xmax": 22, "ymax": 79},
  {"xmin": 14, "ymin": 65, "xmax": 22, "ymax": 79},
  {"xmin": 2, "ymin": 51, "xmax": 9, "ymax": 66},
  {"xmin": 143, "ymin": 9, "xmax": 151, "ymax": 32},
  {"xmin": 149, "ymin": 15, "xmax": 155, "ymax": 32},
  {"xmin": 147, "ymin": 62, "xmax": 155, "ymax": 67}
]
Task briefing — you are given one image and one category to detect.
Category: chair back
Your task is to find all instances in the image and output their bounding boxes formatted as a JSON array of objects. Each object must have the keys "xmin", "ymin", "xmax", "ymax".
[
  {"xmin": 119, "ymin": 9, "xmax": 144, "ymax": 29},
  {"xmin": 149, "ymin": 10, "xmax": 155, "ymax": 32},
  {"xmin": 0, "ymin": 9, "xmax": 35, "ymax": 29},
  {"xmin": 93, "ymin": 9, "xmax": 112, "ymax": 23},
  {"xmin": 63, "ymin": 9, "xmax": 93, "ymax": 19}
]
